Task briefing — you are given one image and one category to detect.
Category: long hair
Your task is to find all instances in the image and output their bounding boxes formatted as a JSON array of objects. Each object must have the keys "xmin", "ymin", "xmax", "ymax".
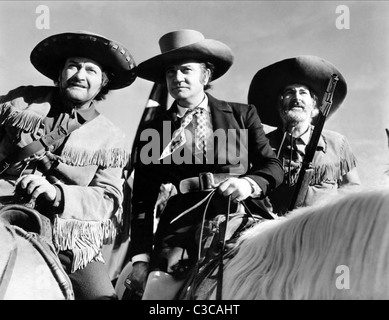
[{"xmin": 221, "ymin": 187, "xmax": 389, "ymax": 300}]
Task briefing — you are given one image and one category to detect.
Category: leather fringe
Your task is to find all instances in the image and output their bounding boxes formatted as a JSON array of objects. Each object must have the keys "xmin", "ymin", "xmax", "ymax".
[
  {"xmin": 53, "ymin": 217, "xmax": 118, "ymax": 273},
  {"xmin": 310, "ymin": 155, "xmax": 357, "ymax": 185},
  {"xmin": 0, "ymin": 103, "xmax": 43, "ymax": 134},
  {"xmin": 61, "ymin": 147, "xmax": 128, "ymax": 168}
]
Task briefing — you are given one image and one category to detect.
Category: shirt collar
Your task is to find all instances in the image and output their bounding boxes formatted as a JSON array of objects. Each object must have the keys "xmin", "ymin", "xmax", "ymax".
[
  {"xmin": 74, "ymin": 102, "xmax": 98, "ymax": 123},
  {"xmin": 294, "ymin": 125, "xmax": 327, "ymax": 152},
  {"xmin": 177, "ymin": 95, "xmax": 209, "ymax": 118},
  {"xmin": 297, "ymin": 127, "xmax": 311, "ymax": 145}
]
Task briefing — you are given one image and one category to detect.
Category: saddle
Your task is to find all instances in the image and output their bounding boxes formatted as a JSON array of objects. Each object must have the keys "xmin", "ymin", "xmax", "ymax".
[
  {"xmin": 0, "ymin": 203, "xmax": 74, "ymax": 300},
  {"xmin": 0, "ymin": 203, "xmax": 53, "ymax": 241}
]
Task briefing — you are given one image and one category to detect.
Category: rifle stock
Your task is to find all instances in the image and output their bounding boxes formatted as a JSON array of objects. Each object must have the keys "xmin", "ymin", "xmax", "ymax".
[{"xmin": 287, "ymin": 74, "xmax": 339, "ymax": 211}]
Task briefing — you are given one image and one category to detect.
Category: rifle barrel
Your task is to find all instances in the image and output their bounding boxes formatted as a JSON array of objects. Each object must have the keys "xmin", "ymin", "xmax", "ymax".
[{"xmin": 287, "ymin": 74, "xmax": 339, "ymax": 211}]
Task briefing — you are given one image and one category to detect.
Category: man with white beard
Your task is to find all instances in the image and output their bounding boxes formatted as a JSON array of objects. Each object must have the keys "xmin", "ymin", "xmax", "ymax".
[{"xmin": 248, "ymin": 55, "xmax": 361, "ymax": 215}]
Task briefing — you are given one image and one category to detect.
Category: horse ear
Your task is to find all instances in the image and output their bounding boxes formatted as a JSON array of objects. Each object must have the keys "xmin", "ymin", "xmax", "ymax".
[{"xmin": 386, "ymin": 128, "xmax": 389, "ymax": 148}]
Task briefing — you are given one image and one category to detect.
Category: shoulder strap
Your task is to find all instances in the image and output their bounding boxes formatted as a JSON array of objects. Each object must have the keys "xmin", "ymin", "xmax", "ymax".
[{"xmin": 0, "ymin": 111, "xmax": 98, "ymax": 175}]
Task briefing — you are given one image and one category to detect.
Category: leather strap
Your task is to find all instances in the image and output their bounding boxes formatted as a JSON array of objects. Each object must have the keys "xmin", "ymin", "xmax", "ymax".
[
  {"xmin": 0, "ymin": 117, "xmax": 81, "ymax": 175},
  {"xmin": 216, "ymin": 195, "xmax": 230, "ymax": 300},
  {"xmin": 0, "ymin": 110, "xmax": 98, "ymax": 175},
  {"xmin": 0, "ymin": 204, "xmax": 53, "ymax": 240}
]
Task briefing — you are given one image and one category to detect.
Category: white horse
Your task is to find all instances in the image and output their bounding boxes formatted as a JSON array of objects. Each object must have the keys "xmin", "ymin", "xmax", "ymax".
[
  {"xmin": 205, "ymin": 187, "xmax": 389, "ymax": 300},
  {"xmin": 116, "ymin": 129, "xmax": 389, "ymax": 300},
  {"xmin": 117, "ymin": 187, "xmax": 389, "ymax": 300}
]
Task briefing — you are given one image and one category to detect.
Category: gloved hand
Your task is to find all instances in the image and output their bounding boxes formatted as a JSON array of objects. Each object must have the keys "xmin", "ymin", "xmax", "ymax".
[{"xmin": 217, "ymin": 177, "xmax": 253, "ymax": 202}]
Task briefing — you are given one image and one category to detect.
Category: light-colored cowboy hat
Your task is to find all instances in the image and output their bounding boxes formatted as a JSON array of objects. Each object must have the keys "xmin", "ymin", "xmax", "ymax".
[
  {"xmin": 248, "ymin": 55, "xmax": 347, "ymax": 127},
  {"xmin": 137, "ymin": 29, "xmax": 234, "ymax": 83},
  {"xmin": 30, "ymin": 31, "xmax": 137, "ymax": 90}
]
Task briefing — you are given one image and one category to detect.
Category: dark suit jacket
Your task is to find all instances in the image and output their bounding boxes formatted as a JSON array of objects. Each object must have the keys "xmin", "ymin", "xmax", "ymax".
[{"xmin": 129, "ymin": 93, "xmax": 283, "ymax": 259}]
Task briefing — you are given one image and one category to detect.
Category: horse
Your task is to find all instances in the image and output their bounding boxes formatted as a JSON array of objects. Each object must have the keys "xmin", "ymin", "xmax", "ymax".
[
  {"xmin": 187, "ymin": 186, "xmax": 389, "ymax": 300},
  {"xmin": 0, "ymin": 204, "xmax": 74, "ymax": 300},
  {"xmin": 115, "ymin": 129, "xmax": 389, "ymax": 300},
  {"xmin": 116, "ymin": 186, "xmax": 389, "ymax": 300}
]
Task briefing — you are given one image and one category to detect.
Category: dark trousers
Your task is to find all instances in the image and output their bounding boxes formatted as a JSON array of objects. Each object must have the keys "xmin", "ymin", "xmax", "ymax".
[
  {"xmin": 151, "ymin": 192, "xmax": 236, "ymax": 273},
  {"xmin": 58, "ymin": 250, "xmax": 117, "ymax": 300}
]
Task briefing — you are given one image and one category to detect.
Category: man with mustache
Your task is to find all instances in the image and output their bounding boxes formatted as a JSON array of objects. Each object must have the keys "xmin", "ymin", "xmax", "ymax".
[
  {"xmin": 248, "ymin": 55, "xmax": 361, "ymax": 215},
  {"xmin": 0, "ymin": 31, "xmax": 137, "ymax": 299}
]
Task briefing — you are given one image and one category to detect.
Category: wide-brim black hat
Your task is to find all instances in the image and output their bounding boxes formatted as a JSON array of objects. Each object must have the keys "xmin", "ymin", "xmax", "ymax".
[
  {"xmin": 30, "ymin": 31, "xmax": 137, "ymax": 90},
  {"xmin": 248, "ymin": 55, "xmax": 347, "ymax": 127},
  {"xmin": 137, "ymin": 29, "xmax": 234, "ymax": 83}
]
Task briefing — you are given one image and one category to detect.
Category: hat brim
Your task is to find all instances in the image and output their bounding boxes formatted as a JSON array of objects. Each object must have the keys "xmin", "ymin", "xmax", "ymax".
[
  {"xmin": 30, "ymin": 32, "xmax": 137, "ymax": 90},
  {"xmin": 248, "ymin": 55, "xmax": 347, "ymax": 127},
  {"xmin": 137, "ymin": 39, "xmax": 234, "ymax": 83}
]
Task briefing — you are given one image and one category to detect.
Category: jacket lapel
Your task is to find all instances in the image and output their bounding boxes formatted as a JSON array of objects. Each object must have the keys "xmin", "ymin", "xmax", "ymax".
[
  {"xmin": 207, "ymin": 94, "xmax": 246, "ymax": 167},
  {"xmin": 207, "ymin": 93, "xmax": 234, "ymax": 131}
]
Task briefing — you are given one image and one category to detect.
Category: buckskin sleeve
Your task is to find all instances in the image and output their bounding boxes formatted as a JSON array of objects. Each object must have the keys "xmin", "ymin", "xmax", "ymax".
[{"xmin": 57, "ymin": 165, "xmax": 124, "ymax": 220}]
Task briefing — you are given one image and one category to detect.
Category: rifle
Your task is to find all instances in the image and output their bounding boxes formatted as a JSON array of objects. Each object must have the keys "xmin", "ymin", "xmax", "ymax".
[{"xmin": 288, "ymin": 74, "xmax": 339, "ymax": 211}]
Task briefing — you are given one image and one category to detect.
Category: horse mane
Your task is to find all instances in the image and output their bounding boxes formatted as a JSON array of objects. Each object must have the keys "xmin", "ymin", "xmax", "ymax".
[{"xmin": 222, "ymin": 187, "xmax": 389, "ymax": 300}]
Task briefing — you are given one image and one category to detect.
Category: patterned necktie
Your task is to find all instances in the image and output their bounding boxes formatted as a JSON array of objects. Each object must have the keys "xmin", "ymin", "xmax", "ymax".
[
  {"xmin": 194, "ymin": 108, "xmax": 207, "ymax": 157},
  {"xmin": 159, "ymin": 107, "xmax": 200, "ymax": 160}
]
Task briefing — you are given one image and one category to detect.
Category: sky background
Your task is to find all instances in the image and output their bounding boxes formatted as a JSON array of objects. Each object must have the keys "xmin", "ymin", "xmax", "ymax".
[{"xmin": 0, "ymin": 0, "xmax": 388, "ymax": 188}]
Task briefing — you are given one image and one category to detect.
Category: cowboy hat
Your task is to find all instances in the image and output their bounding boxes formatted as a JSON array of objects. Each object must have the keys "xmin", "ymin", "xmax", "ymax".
[
  {"xmin": 137, "ymin": 29, "xmax": 234, "ymax": 83},
  {"xmin": 30, "ymin": 31, "xmax": 137, "ymax": 90},
  {"xmin": 248, "ymin": 55, "xmax": 347, "ymax": 127}
]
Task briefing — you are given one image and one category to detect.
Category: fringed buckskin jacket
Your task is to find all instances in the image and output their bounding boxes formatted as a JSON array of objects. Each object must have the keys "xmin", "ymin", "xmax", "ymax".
[
  {"xmin": 0, "ymin": 86, "xmax": 129, "ymax": 272},
  {"xmin": 266, "ymin": 127, "xmax": 358, "ymax": 215}
]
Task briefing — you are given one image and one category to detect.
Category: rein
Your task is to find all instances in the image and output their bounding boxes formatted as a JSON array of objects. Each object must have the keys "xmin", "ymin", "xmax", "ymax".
[
  {"xmin": 213, "ymin": 197, "xmax": 264, "ymax": 299},
  {"xmin": 216, "ymin": 195, "xmax": 231, "ymax": 300},
  {"xmin": 182, "ymin": 189, "xmax": 217, "ymax": 299},
  {"xmin": 178, "ymin": 189, "xmax": 231, "ymax": 300},
  {"xmin": 173, "ymin": 181, "xmax": 270, "ymax": 300}
]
